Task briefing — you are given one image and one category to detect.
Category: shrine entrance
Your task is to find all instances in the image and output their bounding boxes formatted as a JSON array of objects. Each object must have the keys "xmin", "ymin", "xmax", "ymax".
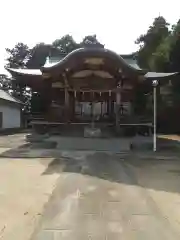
[
  {"xmin": 61, "ymin": 88, "xmax": 134, "ymax": 137},
  {"xmin": 72, "ymin": 91, "xmax": 115, "ymax": 124}
]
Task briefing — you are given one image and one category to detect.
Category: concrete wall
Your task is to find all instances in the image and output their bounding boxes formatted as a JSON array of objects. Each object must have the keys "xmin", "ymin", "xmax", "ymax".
[{"xmin": 0, "ymin": 104, "xmax": 21, "ymax": 129}]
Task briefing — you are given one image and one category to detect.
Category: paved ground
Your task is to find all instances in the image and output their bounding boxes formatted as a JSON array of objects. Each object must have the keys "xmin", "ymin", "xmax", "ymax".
[
  {"xmin": 0, "ymin": 133, "xmax": 180, "ymax": 239},
  {"xmin": 159, "ymin": 134, "xmax": 180, "ymax": 141},
  {"xmin": 31, "ymin": 152, "xmax": 180, "ymax": 240},
  {"xmin": 0, "ymin": 157, "xmax": 60, "ymax": 240},
  {"xmin": 128, "ymin": 154, "xmax": 180, "ymax": 238},
  {"xmin": 0, "ymin": 134, "xmax": 60, "ymax": 240}
]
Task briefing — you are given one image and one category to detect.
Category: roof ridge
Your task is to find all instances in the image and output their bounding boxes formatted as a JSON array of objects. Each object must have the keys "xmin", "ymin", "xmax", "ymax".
[{"xmin": 0, "ymin": 88, "xmax": 22, "ymax": 104}]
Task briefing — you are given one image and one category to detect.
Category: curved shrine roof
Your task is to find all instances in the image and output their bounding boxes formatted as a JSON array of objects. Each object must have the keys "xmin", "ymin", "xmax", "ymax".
[
  {"xmin": 6, "ymin": 47, "xmax": 179, "ymax": 82},
  {"xmin": 6, "ymin": 68, "xmax": 42, "ymax": 76},
  {"xmin": 144, "ymin": 72, "xmax": 178, "ymax": 79},
  {"xmin": 42, "ymin": 48, "xmax": 144, "ymax": 75}
]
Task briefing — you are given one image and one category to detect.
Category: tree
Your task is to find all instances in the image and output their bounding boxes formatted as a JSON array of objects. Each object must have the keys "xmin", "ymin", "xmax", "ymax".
[
  {"xmin": 6, "ymin": 43, "xmax": 31, "ymax": 68},
  {"xmin": 167, "ymin": 20, "xmax": 180, "ymax": 114},
  {"xmin": 5, "ymin": 43, "xmax": 32, "ymax": 113},
  {"xmin": 52, "ymin": 34, "xmax": 80, "ymax": 54},
  {"xmin": 137, "ymin": 18, "xmax": 180, "ymax": 132},
  {"xmin": 135, "ymin": 16, "xmax": 171, "ymax": 131},
  {"xmin": 149, "ymin": 20, "xmax": 180, "ymax": 72},
  {"xmin": 0, "ymin": 74, "xmax": 31, "ymax": 114},
  {"xmin": 81, "ymin": 34, "xmax": 104, "ymax": 48},
  {"xmin": 169, "ymin": 20, "xmax": 180, "ymax": 71},
  {"xmin": 27, "ymin": 43, "xmax": 52, "ymax": 69},
  {"xmin": 133, "ymin": 87, "xmax": 147, "ymax": 115},
  {"xmin": 148, "ymin": 36, "xmax": 171, "ymax": 71},
  {"xmin": 136, "ymin": 16, "xmax": 170, "ymax": 70},
  {"xmin": 52, "ymin": 34, "xmax": 104, "ymax": 55},
  {"xmin": 0, "ymin": 74, "xmax": 13, "ymax": 92}
]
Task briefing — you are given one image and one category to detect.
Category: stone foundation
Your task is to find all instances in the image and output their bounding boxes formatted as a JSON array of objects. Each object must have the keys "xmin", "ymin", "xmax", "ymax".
[{"xmin": 26, "ymin": 133, "xmax": 49, "ymax": 142}]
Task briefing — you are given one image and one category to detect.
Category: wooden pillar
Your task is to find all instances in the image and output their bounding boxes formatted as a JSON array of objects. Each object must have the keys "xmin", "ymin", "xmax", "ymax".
[
  {"xmin": 64, "ymin": 88, "xmax": 69, "ymax": 122},
  {"xmin": 111, "ymin": 101, "xmax": 114, "ymax": 116},
  {"xmin": 107, "ymin": 91, "xmax": 110, "ymax": 115},
  {"xmin": 100, "ymin": 102, "xmax": 103, "ymax": 117},
  {"xmin": 63, "ymin": 73, "xmax": 70, "ymax": 123},
  {"xmin": 71, "ymin": 91, "xmax": 75, "ymax": 120},
  {"xmin": 46, "ymin": 81, "xmax": 52, "ymax": 107},
  {"xmin": 107, "ymin": 99, "xmax": 109, "ymax": 115},
  {"xmin": 116, "ymin": 87, "xmax": 121, "ymax": 133},
  {"xmin": 91, "ymin": 92, "xmax": 95, "ymax": 128}
]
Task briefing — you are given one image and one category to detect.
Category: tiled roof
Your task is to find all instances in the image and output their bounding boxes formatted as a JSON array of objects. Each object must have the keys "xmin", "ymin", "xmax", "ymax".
[
  {"xmin": 123, "ymin": 58, "xmax": 142, "ymax": 70},
  {"xmin": 145, "ymin": 72, "xmax": 178, "ymax": 79},
  {"xmin": 6, "ymin": 48, "xmax": 179, "ymax": 81},
  {"xmin": 6, "ymin": 68, "xmax": 42, "ymax": 76},
  {"xmin": 0, "ymin": 89, "xmax": 21, "ymax": 104}
]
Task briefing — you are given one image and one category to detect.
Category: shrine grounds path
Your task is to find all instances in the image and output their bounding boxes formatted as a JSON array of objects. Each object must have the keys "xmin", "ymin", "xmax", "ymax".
[{"xmin": 0, "ymin": 133, "xmax": 180, "ymax": 239}]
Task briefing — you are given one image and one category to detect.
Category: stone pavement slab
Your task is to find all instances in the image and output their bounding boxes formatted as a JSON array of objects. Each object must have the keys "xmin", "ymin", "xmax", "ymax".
[
  {"xmin": 0, "ymin": 158, "xmax": 60, "ymax": 240},
  {"xmin": 129, "ymin": 156, "xmax": 180, "ymax": 238},
  {"xmin": 32, "ymin": 152, "xmax": 179, "ymax": 240},
  {"xmin": 50, "ymin": 136, "xmax": 130, "ymax": 151},
  {"xmin": 0, "ymin": 133, "xmax": 180, "ymax": 239}
]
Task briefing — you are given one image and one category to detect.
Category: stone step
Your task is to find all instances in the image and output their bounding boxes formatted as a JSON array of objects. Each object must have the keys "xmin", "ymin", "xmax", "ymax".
[{"xmin": 52, "ymin": 137, "xmax": 130, "ymax": 152}]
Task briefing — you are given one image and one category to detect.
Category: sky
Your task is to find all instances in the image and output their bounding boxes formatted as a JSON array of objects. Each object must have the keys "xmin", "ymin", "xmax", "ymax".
[{"xmin": 0, "ymin": 0, "xmax": 180, "ymax": 74}]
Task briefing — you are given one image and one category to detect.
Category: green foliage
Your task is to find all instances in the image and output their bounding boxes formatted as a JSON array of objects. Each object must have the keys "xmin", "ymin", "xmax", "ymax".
[
  {"xmin": 0, "ymin": 74, "xmax": 31, "ymax": 113},
  {"xmin": 169, "ymin": 21, "xmax": 180, "ymax": 71},
  {"xmin": 81, "ymin": 34, "xmax": 104, "ymax": 48},
  {"xmin": 136, "ymin": 17, "xmax": 180, "ymax": 73},
  {"xmin": 0, "ymin": 74, "xmax": 13, "ymax": 92},
  {"xmin": 6, "ymin": 43, "xmax": 31, "ymax": 68},
  {"xmin": 133, "ymin": 84, "xmax": 147, "ymax": 115},
  {"xmin": 136, "ymin": 16, "xmax": 170, "ymax": 70},
  {"xmin": 148, "ymin": 36, "xmax": 171, "ymax": 71},
  {"xmin": 27, "ymin": 43, "xmax": 52, "ymax": 69},
  {"xmin": 136, "ymin": 17, "xmax": 180, "ymax": 131},
  {"xmin": 52, "ymin": 34, "xmax": 80, "ymax": 54},
  {"xmin": 6, "ymin": 34, "xmax": 104, "ymax": 70},
  {"xmin": 149, "ymin": 20, "xmax": 180, "ymax": 72},
  {"xmin": 52, "ymin": 34, "xmax": 104, "ymax": 55}
]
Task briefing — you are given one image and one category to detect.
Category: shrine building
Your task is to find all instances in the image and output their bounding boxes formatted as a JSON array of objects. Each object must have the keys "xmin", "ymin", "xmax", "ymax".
[{"xmin": 6, "ymin": 46, "xmax": 178, "ymax": 136}]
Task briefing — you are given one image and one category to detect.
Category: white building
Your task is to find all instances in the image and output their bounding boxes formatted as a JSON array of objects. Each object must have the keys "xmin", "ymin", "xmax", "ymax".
[{"xmin": 0, "ymin": 89, "xmax": 21, "ymax": 129}]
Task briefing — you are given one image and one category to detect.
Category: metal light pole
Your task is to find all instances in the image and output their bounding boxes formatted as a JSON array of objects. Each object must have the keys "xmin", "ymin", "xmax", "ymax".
[{"xmin": 152, "ymin": 80, "xmax": 158, "ymax": 152}]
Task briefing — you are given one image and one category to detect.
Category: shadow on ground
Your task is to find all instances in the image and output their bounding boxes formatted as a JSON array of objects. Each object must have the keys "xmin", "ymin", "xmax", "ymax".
[
  {"xmin": 41, "ymin": 150, "xmax": 180, "ymax": 195},
  {"xmin": 0, "ymin": 134, "xmax": 180, "ymax": 195},
  {"xmin": 1, "ymin": 135, "xmax": 180, "ymax": 158},
  {"xmin": 0, "ymin": 141, "xmax": 58, "ymax": 158}
]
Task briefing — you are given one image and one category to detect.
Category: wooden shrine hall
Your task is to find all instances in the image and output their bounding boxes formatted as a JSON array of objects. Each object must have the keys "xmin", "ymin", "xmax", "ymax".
[{"xmin": 7, "ymin": 46, "xmax": 178, "ymax": 136}]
